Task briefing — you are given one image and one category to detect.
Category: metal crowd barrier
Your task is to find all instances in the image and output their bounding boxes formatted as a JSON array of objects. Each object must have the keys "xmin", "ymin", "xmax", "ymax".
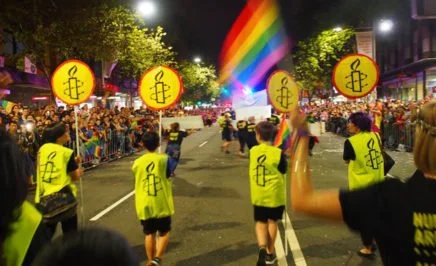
[
  {"xmin": 326, "ymin": 119, "xmax": 416, "ymax": 152},
  {"xmin": 67, "ymin": 129, "xmax": 138, "ymax": 170},
  {"xmin": 382, "ymin": 122, "xmax": 415, "ymax": 152}
]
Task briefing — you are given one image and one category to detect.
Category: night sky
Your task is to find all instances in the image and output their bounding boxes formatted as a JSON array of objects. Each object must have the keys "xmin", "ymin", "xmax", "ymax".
[{"xmin": 146, "ymin": 0, "xmax": 343, "ymax": 67}]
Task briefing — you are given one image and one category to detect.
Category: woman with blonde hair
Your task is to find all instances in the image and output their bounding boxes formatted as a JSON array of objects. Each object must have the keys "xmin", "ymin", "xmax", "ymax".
[{"xmin": 289, "ymin": 100, "xmax": 436, "ymax": 266}]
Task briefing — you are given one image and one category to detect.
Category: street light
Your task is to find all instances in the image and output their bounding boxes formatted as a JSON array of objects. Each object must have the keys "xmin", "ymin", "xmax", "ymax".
[
  {"xmin": 194, "ymin": 57, "xmax": 202, "ymax": 64},
  {"xmin": 334, "ymin": 27, "xmax": 343, "ymax": 32},
  {"xmin": 137, "ymin": 1, "xmax": 157, "ymax": 18},
  {"xmin": 379, "ymin": 19, "xmax": 394, "ymax": 33}
]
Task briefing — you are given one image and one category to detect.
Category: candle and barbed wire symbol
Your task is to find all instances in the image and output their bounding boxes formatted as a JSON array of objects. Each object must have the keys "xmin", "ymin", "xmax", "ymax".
[
  {"xmin": 276, "ymin": 77, "xmax": 293, "ymax": 109},
  {"xmin": 143, "ymin": 162, "xmax": 162, "ymax": 196},
  {"xmin": 150, "ymin": 70, "xmax": 172, "ymax": 104},
  {"xmin": 365, "ymin": 139, "xmax": 383, "ymax": 170},
  {"xmin": 345, "ymin": 59, "xmax": 368, "ymax": 93},
  {"xmin": 63, "ymin": 65, "xmax": 85, "ymax": 100},
  {"xmin": 254, "ymin": 154, "xmax": 276, "ymax": 187},
  {"xmin": 40, "ymin": 151, "xmax": 58, "ymax": 183}
]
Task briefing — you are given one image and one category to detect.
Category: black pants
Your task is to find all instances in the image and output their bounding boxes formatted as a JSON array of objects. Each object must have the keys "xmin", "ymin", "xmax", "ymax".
[
  {"xmin": 360, "ymin": 230, "xmax": 374, "ymax": 247},
  {"xmin": 309, "ymin": 137, "xmax": 316, "ymax": 151},
  {"xmin": 46, "ymin": 215, "xmax": 78, "ymax": 238},
  {"xmin": 238, "ymin": 136, "xmax": 246, "ymax": 152}
]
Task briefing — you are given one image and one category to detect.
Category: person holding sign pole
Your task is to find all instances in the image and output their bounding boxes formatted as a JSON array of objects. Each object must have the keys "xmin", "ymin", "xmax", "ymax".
[
  {"xmin": 35, "ymin": 123, "xmax": 83, "ymax": 238},
  {"xmin": 289, "ymin": 100, "xmax": 436, "ymax": 266}
]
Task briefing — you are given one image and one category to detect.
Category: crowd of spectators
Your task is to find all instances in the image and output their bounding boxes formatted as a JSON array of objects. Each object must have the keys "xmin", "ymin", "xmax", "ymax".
[
  {"xmin": 0, "ymin": 102, "xmax": 221, "ymax": 186},
  {"xmin": 301, "ymin": 96, "xmax": 434, "ymax": 151}
]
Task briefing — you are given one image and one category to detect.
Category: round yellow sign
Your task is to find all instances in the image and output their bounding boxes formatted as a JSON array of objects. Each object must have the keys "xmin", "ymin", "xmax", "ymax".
[
  {"xmin": 267, "ymin": 70, "xmax": 299, "ymax": 113},
  {"xmin": 332, "ymin": 54, "xmax": 380, "ymax": 99},
  {"xmin": 51, "ymin": 60, "xmax": 96, "ymax": 105},
  {"xmin": 138, "ymin": 66, "xmax": 183, "ymax": 111}
]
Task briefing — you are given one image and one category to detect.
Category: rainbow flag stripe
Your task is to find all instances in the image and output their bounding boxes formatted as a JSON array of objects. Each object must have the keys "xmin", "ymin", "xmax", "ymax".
[
  {"xmin": 220, "ymin": 0, "xmax": 289, "ymax": 89},
  {"xmin": 0, "ymin": 100, "xmax": 16, "ymax": 113},
  {"xmin": 274, "ymin": 118, "xmax": 291, "ymax": 149}
]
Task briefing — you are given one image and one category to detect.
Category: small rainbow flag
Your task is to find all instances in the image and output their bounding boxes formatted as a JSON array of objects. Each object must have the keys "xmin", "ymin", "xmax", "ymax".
[
  {"xmin": 0, "ymin": 100, "xmax": 16, "ymax": 113},
  {"xmin": 274, "ymin": 118, "xmax": 291, "ymax": 150},
  {"xmin": 220, "ymin": 0, "xmax": 290, "ymax": 90}
]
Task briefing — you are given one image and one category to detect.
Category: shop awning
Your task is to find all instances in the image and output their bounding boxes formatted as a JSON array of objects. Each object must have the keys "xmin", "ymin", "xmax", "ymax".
[{"xmin": 380, "ymin": 58, "xmax": 436, "ymax": 81}]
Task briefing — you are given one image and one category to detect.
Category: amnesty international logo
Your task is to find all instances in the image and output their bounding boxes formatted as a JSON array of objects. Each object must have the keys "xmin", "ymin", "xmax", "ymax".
[
  {"xmin": 267, "ymin": 70, "xmax": 299, "ymax": 113},
  {"xmin": 139, "ymin": 66, "xmax": 183, "ymax": 111},
  {"xmin": 253, "ymin": 154, "xmax": 276, "ymax": 187},
  {"xmin": 364, "ymin": 138, "xmax": 383, "ymax": 170},
  {"xmin": 143, "ymin": 162, "xmax": 162, "ymax": 197},
  {"xmin": 51, "ymin": 60, "xmax": 95, "ymax": 105},
  {"xmin": 40, "ymin": 151, "xmax": 59, "ymax": 183},
  {"xmin": 332, "ymin": 54, "xmax": 379, "ymax": 99}
]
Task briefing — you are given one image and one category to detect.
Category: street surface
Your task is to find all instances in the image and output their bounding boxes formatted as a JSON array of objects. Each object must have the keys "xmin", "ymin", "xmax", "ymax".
[{"xmin": 31, "ymin": 125, "xmax": 416, "ymax": 265}]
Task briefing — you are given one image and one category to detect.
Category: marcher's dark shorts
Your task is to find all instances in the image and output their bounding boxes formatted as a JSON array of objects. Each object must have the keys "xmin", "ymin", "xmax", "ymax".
[
  {"xmin": 222, "ymin": 131, "xmax": 232, "ymax": 141},
  {"xmin": 140, "ymin": 217, "xmax": 172, "ymax": 235},
  {"xmin": 253, "ymin": 205, "xmax": 285, "ymax": 222}
]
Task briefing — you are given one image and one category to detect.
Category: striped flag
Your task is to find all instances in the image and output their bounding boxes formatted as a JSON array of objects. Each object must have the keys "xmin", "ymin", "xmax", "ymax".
[
  {"xmin": 220, "ymin": 0, "xmax": 290, "ymax": 91},
  {"xmin": 0, "ymin": 99, "xmax": 16, "ymax": 113},
  {"xmin": 274, "ymin": 118, "xmax": 291, "ymax": 150}
]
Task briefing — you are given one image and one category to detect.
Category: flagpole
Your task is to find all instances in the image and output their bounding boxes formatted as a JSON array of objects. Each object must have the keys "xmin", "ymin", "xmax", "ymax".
[
  {"xmin": 74, "ymin": 106, "xmax": 85, "ymax": 226},
  {"xmin": 159, "ymin": 110, "xmax": 162, "ymax": 153}
]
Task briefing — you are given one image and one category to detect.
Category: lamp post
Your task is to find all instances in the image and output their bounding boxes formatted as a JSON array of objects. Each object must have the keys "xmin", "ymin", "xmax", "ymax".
[
  {"xmin": 194, "ymin": 57, "xmax": 202, "ymax": 64},
  {"xmin": 137, "ymin": 1, "xmax": 157, "ymax": 18}
]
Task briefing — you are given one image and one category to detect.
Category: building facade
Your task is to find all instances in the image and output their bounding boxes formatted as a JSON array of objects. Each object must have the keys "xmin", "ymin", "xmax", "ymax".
[{"xmin": 378, "ymin": 0, "xmax": 436, "ymax": 101}]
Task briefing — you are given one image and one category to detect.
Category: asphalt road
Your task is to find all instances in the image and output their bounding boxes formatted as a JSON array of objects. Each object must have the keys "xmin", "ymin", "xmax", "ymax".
[{"xmin": 34, "ymin": 125, "xmax": 416, "ymax": 265}]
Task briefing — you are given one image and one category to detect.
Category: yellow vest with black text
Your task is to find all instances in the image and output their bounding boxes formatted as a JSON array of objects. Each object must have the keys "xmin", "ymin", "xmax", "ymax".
[
  {"xmin": 35, "ymin": 143, "xmax": 75, "ymax": 203},
  {"xmin": 249, "ymin": 143, "xmax": 285, "ymax": 207},
  {"xmin": 133, "ymin": 153, "xmax": 174, "ymax": 220},
  {"xmin": 348, "ymin": 132, "xmax": 385, "ymax": 190},
  {"xmin": 3, "ymin": 201, "xmax": 42, "ymax": 266}
]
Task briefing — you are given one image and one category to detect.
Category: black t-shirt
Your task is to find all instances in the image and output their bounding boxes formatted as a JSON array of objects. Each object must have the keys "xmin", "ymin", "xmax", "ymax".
[
  {"xmin": 167, "ymin": 130, "xmax": 188, "ymax": 146},
  {"xmin": 340, "ymin": 170, "xmax": 436, "ymax": 266},
  {"xmin": 343, "ymin": 139, "xmax": 356, "ymax": 161}
]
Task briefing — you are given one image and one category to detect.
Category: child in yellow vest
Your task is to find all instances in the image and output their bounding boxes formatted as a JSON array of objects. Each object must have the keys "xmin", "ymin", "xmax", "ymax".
[
  {"xmin": 132, "ymin": 131, "xmax": 176, "ymax": 266},
  {"xmin": 249, "ymin": 122, "xmax": 287, "ymax": 266}
]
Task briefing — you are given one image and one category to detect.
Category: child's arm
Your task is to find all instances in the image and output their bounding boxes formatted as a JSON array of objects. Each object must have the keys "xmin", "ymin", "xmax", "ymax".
[{"xmin": 278, "ymin": 153, "xmax": 287, "ymax": 174}]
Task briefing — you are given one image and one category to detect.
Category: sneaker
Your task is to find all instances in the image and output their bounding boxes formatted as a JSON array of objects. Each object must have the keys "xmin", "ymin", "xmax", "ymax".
[
  {"xmin": 257, "ymin": 248, "xmax": 267, "ymax": 266},
  {"xmin": 150, "ymin": 257, "xmax": 161, "ymax": 265},
  {"xmin": 265, "ymin": 253, "xmax": 277, "ymax": 265}
]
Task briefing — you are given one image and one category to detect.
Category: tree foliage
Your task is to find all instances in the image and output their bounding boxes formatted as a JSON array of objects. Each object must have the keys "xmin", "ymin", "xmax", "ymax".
[
  {"xmin": 178, "ymin": 61, "xmax": 220, "ymax": 103},
  {"xmin": 292, "ymin": 28, "xmax": 355, "ymax": 99},
  {"xmin": 0, "ymin": 1, "xmax": 175, "ymax": 79}
]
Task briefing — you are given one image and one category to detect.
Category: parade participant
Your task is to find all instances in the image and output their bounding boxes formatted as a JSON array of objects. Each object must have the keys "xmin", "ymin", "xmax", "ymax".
[
  {"xmin": 32, "ymin": 228, "xmax": 139, "ymax": 266},
  {"xmin": 343, "ymin": 112, "xmax": 384, "ymax": 257},
  {"xmin": 249, "ymin": 121, "xmax": 287, "ymax": 266},
  {"xmin": 289, "ymin": 100, "xmax": 436, "ymax": 266},
  {"xmin": 35, "ymin": 122, "xmax": 83, "ymax": 237},
  {"xmin": 246, "ymin": 116, "xmax": 258, "ymax": 150},
  {"xmin": 267, "ymin": 110, "xmax": 280, "ymax": 126},
  {"xmin": 165, "ymin": 122, "xmax": 188, "ymax": 176},
  {"xmin": 221, "ymin": 113, "xmax": 233, "ymax": 154},
  {"xmin": 236, "ymin": 118, "xmax": 248, "ymax": 156},
  {"xmin": 0, "ymin": 129, "xmax": 50, "ymax": 266},
  {"xmin": 371, "ymin": 100, "xmax": 383, "ymax": 133},
  {"xmin": 132, "ymin": 132, "xmax": 176, "ymax": 266}
]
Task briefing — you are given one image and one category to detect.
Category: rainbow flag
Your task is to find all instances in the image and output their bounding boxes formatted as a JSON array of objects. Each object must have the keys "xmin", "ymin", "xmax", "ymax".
[
  {"xmin": 220, "ymin": 0, "xmax": 290, "ymax": 90},
  {"xmin": 274, "ymin": 118, "xmax": 291, "ymax": 150},
  {"xmin": 0, "ymin": 100, "xmax": 16, "ymax": 113}
]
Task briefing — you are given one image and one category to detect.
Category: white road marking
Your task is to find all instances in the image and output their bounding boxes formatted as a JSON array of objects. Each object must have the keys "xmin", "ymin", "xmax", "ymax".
[
  {"xmin": 89, "ymin": 191, "xmax": 135, "ymax": 221},
  {"xmin": 275, "ymin": 228, "xmax": 288, "ymax": 266},
  {"xmin": 283, "ymin": 212, "xmax": 307, "ymax": 266},
  {"xmin": 199, "ymin": 141, "xmax": 208, "ymax": 148}
]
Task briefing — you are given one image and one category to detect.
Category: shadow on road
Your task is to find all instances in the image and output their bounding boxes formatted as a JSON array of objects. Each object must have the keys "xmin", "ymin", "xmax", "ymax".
[
  {"xmin": 173, "ymin": 178, "xmax": 241, "ymax": 199},
  {"xmin": 174, "ymin": 241, "xmax": 257, "ymax": 266},
  {"xmin": 186, "ymin": 222, "xmax": 243, "ymax": 231}
]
